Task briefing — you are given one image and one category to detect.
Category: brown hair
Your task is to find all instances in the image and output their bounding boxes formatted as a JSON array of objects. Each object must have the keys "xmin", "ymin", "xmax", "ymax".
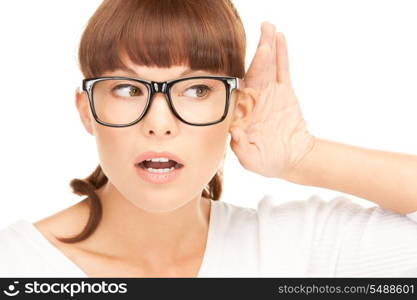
[{"xmin": 58, "ymin": 0, "xmax": 246, "ymax": 243}]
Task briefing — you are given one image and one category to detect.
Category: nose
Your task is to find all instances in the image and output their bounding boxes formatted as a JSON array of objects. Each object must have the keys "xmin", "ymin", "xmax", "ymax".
[{"xmin": 141, "ymin": 91, "xmax": 178, "ymax": 137}]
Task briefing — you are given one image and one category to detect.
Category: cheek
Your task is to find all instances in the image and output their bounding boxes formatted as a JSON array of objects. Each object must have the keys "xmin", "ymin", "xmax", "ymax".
[
  {"xmin": 188, "ymin": 98, "xmax": 235, "ymax": 188},
  {"xmin": 94, "ymin": 127, "xmax": 133, "ymax": 175},
  {"xmin": 190, "ymin": 125, "xmax": 228, "ymax": 180}
]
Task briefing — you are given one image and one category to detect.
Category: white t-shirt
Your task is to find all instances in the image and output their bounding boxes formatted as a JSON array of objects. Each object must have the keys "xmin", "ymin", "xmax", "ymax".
[{"xmin": 1, "ymin": 194, "xmax": 417, "ymax": 277}]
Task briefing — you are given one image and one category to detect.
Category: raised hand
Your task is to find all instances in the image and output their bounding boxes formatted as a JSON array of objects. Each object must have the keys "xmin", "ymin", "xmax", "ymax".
[{"xmin": 229, "ymin": 22, "xmax": 316, "ymax": 180}]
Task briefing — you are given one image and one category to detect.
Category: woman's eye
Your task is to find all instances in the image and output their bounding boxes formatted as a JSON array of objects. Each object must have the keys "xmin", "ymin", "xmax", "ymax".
[
  {"xmin": 184, "ymin": 85, "xmax": 211, "ymax": 98},
  {"xmin": 112, "ymin": 84, "xmax": 143, "ymax": 97}
]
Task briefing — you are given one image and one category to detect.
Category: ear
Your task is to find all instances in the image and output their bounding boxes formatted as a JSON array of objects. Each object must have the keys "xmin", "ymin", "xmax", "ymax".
[
  {"xmin": 229, "ymin": 87, "xmax": 257, "ymax": 131},
  {"xmin": 75, "ymin": 87, "xmax": 95, "ymax": 136}
]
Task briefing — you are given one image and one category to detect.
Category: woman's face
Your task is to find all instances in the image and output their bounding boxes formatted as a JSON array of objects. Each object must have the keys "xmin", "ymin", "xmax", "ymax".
[{"xmin": 75, "ymin": 63, "xmax": 251, "ymax": 212}]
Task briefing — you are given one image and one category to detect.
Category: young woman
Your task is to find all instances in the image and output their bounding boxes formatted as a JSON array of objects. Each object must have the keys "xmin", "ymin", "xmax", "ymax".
[{"xmin": 1, "ymin": 0, "xmax": 417, "ymax": 277}]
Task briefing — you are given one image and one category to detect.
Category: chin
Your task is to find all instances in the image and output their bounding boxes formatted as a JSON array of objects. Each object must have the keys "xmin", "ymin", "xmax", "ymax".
[{"xmin": 128, "ymin": 192, "xmax": 192, "ymax": 213}]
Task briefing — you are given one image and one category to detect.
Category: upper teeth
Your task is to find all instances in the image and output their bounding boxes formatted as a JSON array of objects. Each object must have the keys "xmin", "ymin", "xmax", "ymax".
[{"xmin": 145, "ymin": 157, "xmax": 170, "ymax": 162}]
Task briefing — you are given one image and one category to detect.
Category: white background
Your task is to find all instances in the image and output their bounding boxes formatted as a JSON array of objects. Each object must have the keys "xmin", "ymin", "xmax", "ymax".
[{"xmin": 0, "ymin": 0, "xmax": 416, "ymax": 228}]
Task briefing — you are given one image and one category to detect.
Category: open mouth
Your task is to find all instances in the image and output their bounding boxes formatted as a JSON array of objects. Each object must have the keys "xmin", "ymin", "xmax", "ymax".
[
  {"xmin": 136, "ymin": 160, "xmax": 184, "ymax": 173},
  {"xmin": 134, "ymin": 158, "xmax": 184, "ymax": 184}
]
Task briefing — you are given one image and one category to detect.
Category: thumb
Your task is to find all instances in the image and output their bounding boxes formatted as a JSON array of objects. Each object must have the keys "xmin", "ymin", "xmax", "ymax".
[
  {"xmin": 230, "ymin": 127, "xmax": 258, "ymax": 170},
  {"xmin": 230, "ymin": 127, "xmax": 250, "ymax": 155},
  {"xmin": 230, "ymin": 127, "xmax": 245, "ymax": 145}
]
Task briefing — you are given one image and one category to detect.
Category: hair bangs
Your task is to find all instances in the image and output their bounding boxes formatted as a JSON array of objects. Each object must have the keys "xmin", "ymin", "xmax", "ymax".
[{"xmin": 78, "ymin": 0, "xmax": 246, "ymax": 79}]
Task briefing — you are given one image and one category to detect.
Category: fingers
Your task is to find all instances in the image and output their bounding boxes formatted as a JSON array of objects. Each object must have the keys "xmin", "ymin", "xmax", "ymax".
[
  {"xmin": 245, "ymin": 21, "xmax": 278, "ymax": 87},
  {"xmin": 257, "ymin": 21, "xmax": 277, "ymax": 50},
  {"xmin": 259, "ymin": 22, "xmax": 277, "ymax": 82},
  {"xmin": 245, "ymin": 43, "xmax": 269, "ymax": 89},
  {"xmin": 276, "ymin": 32, "xmax": 291, "ymax": 84}
]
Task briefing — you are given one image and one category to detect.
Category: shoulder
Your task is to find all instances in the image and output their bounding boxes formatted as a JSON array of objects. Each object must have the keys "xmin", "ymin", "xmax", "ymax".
[
  {"xmin": 215, "ymin": 194, "xmax": 342, "ymax": 226},
  {"xmin": 251, "ymin": 193, "xmax": 417, "ymax": 243},
  {"xmin": 256, "ymin": 193, "xmax": 417, "ymax": 223},
  {"xmin": 0, "ymin": 202, "xmax": 89, "ymax": 277},
  {"xmin": 257, "ymin": 193, "xmax": 361, "ymax": 216},
  {"xmin": 0, "ymin": 220, "xmax": 40, "ymax": 275},
  {"xmin": 0, "ymin": 220, "xmax": 31, "ymax": 252}
]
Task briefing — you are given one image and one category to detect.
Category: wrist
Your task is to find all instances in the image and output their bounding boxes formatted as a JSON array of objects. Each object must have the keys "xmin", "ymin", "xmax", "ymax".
[{"xmin": 284, "ymin": 135, "xmax": 322, "ymax": 185}]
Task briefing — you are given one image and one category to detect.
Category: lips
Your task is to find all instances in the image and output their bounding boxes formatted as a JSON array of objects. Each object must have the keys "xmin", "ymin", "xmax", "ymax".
[{"xmin": 134, "ymin": 151, "xmax": 185, "ymax": 167}]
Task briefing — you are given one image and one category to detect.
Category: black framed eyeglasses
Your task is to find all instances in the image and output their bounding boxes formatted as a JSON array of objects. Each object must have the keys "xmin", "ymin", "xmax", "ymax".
[{"xmin": 81, "ymin": 75, "xmax": 239, "ymax": 127}]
